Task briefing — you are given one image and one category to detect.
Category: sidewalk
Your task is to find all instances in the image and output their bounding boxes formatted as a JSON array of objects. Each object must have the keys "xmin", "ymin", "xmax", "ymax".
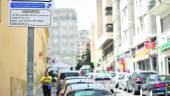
[{"xmin": 35, "ymin": 86, "xmax": 56, "ymax": 96}]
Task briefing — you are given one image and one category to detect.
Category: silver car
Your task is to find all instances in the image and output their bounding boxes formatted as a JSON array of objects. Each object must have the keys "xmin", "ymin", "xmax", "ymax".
[{"xmin": 64, "ymin": 83, "xmax": 113, "ymax": 96}]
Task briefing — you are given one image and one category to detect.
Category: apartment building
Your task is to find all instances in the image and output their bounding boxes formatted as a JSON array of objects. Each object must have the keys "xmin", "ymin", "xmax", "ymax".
[
  {"xmin": 0, "ymin": 0, "xmax": 49, "ymax": 96},
  {"xmin": 112, "ymin": 0, "xmax": 158, "ymax": 73},
  {"xmin": 96, "ymin": 0, "xmax": 114, "ymax": 70},
  {"xmin": 150, "ymin": 0, "xmax": 170, "ymax": 74},
  {"xmin": 76, "ymin": 30, "xmax": 90, "ymax": 60},
  {"xmin": 113, "ymin": 0, "xmax": 135, "ymax": 72},
  {"xmin": 47, "ymin": 9, "xmax": 77, "ymax": 67},
  {"xmin": 133, "ymin": 0, "xmax": 157, "ymax": 72}
]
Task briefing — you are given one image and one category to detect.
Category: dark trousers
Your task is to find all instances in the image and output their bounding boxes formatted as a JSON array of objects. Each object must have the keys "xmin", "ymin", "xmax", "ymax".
[{"xmin": 42, "ymin": 84, "xmax": 51, "ymax": 96}]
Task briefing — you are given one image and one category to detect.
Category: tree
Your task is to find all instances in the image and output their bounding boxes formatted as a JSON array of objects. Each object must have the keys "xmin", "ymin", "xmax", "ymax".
[
  {"xmin": 75, "ymin": 60, "xmax": 83, "ymax": 70},
  {"xmin": 75, "ymin": 48, "xmax": 94, "ymax": 70},
  {"xmin": 82, "ymin": 49, "xmax": 91, "ymax": 65}
]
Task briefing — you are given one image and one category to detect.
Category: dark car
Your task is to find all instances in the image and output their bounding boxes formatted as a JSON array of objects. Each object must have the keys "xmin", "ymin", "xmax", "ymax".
[
  {"xmin": 56, "ymin": 71, "xmax": 80, "ymax": 94},
  {"xmin": 140, "ymin": 74, "xmax": 170, "ymax": 96},
  {"xmin": 127, "ymin": 71, "xmax": 156, "ymax": 95}
]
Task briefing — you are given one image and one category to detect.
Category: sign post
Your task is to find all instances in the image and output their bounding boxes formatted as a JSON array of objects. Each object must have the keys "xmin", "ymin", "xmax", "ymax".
[
  {"xmin": 9, "ymin": 0, "xmax": 53, "ymax": 96},
  {"xmin": 27, "ymin": 27, "xmax": 34, "ymax": 96}
]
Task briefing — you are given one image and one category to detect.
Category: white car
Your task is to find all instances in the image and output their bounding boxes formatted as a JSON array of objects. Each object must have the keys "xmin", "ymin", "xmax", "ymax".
[
  {"xmin": 58, "ymin": 79, "xmax": 94, "ymax": 96},
  {"xmin": 93, "ymin": 73, "xmax": 114, "ymax": 93},
  {"xmin": 64, "ymin": 83, "xmax": 113, "ymax": 96},
  {"xmin": 118, "ymin": 73, "xmax": 130, "ymax": 90},
  {"xmin": 64, "ymin": 76, "xmax": 87, "ymax": 81}
]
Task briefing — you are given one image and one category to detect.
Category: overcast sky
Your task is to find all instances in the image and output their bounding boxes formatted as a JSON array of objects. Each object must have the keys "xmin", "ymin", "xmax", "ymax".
[{"xmin": 54, "ymin": 0, "xmax": 96, "ymax": 30}]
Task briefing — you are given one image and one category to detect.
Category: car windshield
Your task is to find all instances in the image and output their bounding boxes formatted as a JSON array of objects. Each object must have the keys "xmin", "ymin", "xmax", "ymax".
[
  {"xmin": 119, "ymin": 74, "xmax": 125, "ymax": 79},
  {"xmin": 111, "ymin": 73, "xmax": 116, "ymax": 77},
  {"xmin": 139, "ymin": 72, "xmax": 156, "ymax": 79},
  {"xmin": 60, "ymin": 72, "xmax": 79, "ymax": 79},
  {"xmin": 159, "ymin": 75, "xmax": 170, "ymax": 81},
  {"xmin": 82, "ymin": 69, "xmax": 92, "ymax": 74},
  {"xmin": 67, "ymin": 90, "xmax": 112, "ymax": 96}
]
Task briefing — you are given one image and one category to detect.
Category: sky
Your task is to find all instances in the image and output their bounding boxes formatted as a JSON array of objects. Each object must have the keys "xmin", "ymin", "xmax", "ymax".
[{"xmin": 54, "ymin": 0, "xmax": 96, "ymax": 30}]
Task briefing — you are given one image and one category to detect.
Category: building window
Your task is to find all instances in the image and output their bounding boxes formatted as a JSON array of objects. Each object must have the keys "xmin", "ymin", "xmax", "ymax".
[
  {"xmin": 149, "ymin": 0, "xmax": 155, "ymax": 9},
  {"xmin": 106, "ymin": 24, "xmax": 113, "ymax": 32},
  {"xmin": 139, "ymin": 17, "xmax": 144, "ymax": 31},
  {"xmin": 105, "ymin": 7, "xmax": 112, "ymax": 15},
  {"xmin": 161, "ymin": 14, "xmax": 170, "ymax": 32}
]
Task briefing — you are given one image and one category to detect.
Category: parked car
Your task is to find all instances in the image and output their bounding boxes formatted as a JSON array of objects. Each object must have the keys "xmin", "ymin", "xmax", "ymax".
[
  {"xmin": 64, "ymin": 83, "xmax": 113, "ymax": 96},
  {"xmin": 79, "ymin": 65, "xmax": 93, "ymax": 76},
  {"xmin": 112, "ymin": 72, "xmax": 124, "ymax": 89},
  {"xmin": 79, "ymin": 68, "xmax": 93, "ymax": 76},
  {"xmin": 110, "ymin": 72, "xmax": 116, "ymax": 79},
  {"xmin": 127, "ymin": 71, "xmax": 156, "ymax": 95},
  {"xmin": 118, "ymin": 72, "xmax": 130, "ymax": 91},
  {"xmin": 64, "ymin": 76, "xmax": 87, "ymax": 81},
  {"xmin": 140, "ymin": 74, "xmax": 170, "ymax": 96},
  {"xmin": 56, "ymin": 71, "xmax": 80, "ymax": 94},
  {"xmin": 58, "ymin": 78, "xmax": 94, "ymax": 96},
  {"xmin": 93, "ymin": 73, "xmax": 114, "ymax": 93}
]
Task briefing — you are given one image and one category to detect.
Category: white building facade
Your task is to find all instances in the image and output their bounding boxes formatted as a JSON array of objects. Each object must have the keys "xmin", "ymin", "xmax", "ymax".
[
  {"xmin": 76, "ymin": 30, "xmax": 90, "ymax": 60},
  {"xmin": 150, "ymin": 0, "xmax": 170, "ymax": 74},
  {"xmin": 97, "ymin": 0, "xmax": 114, "ymax": 70},
  {"xmin": 47, "ymin": 9, "xmax": 77, "ymax": 67},
  {"xmin": 113, "ymin": 0, "xmax": 158, "ymax": 73}
]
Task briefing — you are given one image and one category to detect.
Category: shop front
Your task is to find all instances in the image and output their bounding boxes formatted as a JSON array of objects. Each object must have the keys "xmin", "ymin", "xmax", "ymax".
[
  {"xmin": 117, "ymin": 52, "xmax": 132, "ymax": 73},
  {"xmin": 135, "ymin": 39, "xmax": 157, "ymax": 71},
  {"xmin": 158, "ymin": 32, "xmax": 170, "ymax": 74}
]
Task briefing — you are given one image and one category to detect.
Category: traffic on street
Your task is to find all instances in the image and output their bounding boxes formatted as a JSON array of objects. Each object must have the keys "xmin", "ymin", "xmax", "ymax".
[{"xmin": 45, "ymin": 67, "xmax": 170, "ymax": 96}]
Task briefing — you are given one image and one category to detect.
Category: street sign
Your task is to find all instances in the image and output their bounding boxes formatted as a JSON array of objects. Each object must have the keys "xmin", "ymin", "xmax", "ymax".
[
  {"xmin": 11, "ymin": 0, "xmax": 51, "ymax": 2},
  {"xmin": 10, "ymin": 2, "xmax": 52, "ymax": 9},
  {"xmin": 8, "ymin": 2, "xmax": 53, "ymax": 27},
  {"xmin": 9, "ymin": 9, "xmax": 52, "ymax": 27}
]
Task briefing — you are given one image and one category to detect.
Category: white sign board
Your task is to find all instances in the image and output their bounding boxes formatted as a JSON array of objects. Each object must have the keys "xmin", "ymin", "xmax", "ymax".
[
  {"xmin": 9, "ymin": 9, "xmax": 52, "ymax": 27},
  {"xmin": 8, "ymin": 2, "xmax": 53, "ymax": 27},
  {"xmin": 11, "ymin": 0, "xmax": 51, "ymax": 2}
]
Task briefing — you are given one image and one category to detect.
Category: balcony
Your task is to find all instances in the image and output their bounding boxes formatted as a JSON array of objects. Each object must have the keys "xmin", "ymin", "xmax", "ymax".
[
  {"xmin": 149, "ymin": 0, "xmax": 170, "ymax": 15},
  {"xmin": 97, "ymin": 32, "xmax": 113, "ymax": 49}
]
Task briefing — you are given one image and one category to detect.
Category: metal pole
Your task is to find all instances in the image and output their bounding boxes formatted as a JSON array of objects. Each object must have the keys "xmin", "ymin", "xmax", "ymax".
[
  {"xmin": 27, "ymin": 27, "xmax": 34, "ymax": 96},
  {"xmin": 149, "ymin": 48, "xmax": 153, "ymax": 71}
]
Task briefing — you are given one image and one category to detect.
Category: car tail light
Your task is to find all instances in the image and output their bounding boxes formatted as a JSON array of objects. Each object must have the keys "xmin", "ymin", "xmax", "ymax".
[
  {"xmin": 135, "ymin": 77, "xmax": 143, "ymax": 81},
  {"xmin": 80, "ymin": 71, "xmax": 84, "ymax": 76},
  {"xmin": 154, "ymin": 83, "xmax": 166, "ymax": 88}
]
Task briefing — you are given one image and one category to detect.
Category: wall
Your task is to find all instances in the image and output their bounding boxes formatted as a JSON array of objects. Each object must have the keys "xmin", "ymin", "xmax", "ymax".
[{"xmin": 0, "ymin": 0, "xmax": 48, "ymax": 96}]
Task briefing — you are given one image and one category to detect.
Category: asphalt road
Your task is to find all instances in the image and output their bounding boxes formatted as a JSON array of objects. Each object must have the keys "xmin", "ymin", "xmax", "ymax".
[{"xmin": 113, "ymin": 88, "xmax": 140, "ymax": 96}]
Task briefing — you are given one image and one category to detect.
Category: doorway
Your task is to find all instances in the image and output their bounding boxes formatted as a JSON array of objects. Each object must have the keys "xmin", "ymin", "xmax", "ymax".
[{"xmin": 165, "ymin": 57, "xmax": 170, "ymax": 74}]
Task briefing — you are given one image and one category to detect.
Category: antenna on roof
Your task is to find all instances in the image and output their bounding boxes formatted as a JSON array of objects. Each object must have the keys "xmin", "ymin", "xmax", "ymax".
[{"xmin": 87, "ymin": 84, "xmax": 90, "ymax": 87}]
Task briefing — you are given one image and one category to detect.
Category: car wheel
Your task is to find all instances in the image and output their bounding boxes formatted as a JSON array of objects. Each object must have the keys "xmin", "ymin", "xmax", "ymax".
[
  {"xmin": 132, "ymin": 87, "xmax": 137, "ymax": 95},
  {"xmin": 140, "ymin": 89, "xmax": 144, "ymax": 96},
  {"xmin": 127, "ymin": 85, "xmax": 130, "ymax": 93},
  {"xmin": 149, "ymin": 90, "xmax": 153, "ymax": 96},
  {"xmin": 125, "ymin": 85, "xmax": 128, "ymax": 91}
]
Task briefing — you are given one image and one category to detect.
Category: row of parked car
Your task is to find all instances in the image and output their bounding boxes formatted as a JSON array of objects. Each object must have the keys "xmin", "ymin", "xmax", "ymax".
[
  {"xmin": 56, "ymin": 70, "xmax": 114, "ymax": 96},
  {"xmin": 112, "ymin": 71, "xmax": 170, "ymax": 96},
  {"xmin": 53, "ymin": 69, "xmax": 170, "ymax": 96}
]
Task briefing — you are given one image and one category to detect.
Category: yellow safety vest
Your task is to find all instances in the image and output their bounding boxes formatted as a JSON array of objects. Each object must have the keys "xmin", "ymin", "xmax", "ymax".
[{"xmin": 41, "ymin": 76, "xmax": 52, "ymax": 84}]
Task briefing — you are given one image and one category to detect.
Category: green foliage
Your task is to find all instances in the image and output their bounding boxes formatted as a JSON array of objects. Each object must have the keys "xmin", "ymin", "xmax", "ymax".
[
  {"xmin": 75, "ymin": 60, "xmax": 83, "ymax": 70},
  {"xmin": 76, "ymin": 49, "xmax": 94, "ymax": 70}
]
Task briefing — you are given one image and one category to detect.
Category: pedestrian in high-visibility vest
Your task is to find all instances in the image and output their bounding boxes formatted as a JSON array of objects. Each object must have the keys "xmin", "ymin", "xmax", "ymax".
[{"xmin": 41, "ymin": 71, "xmax": 52, "ymax": 96}]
